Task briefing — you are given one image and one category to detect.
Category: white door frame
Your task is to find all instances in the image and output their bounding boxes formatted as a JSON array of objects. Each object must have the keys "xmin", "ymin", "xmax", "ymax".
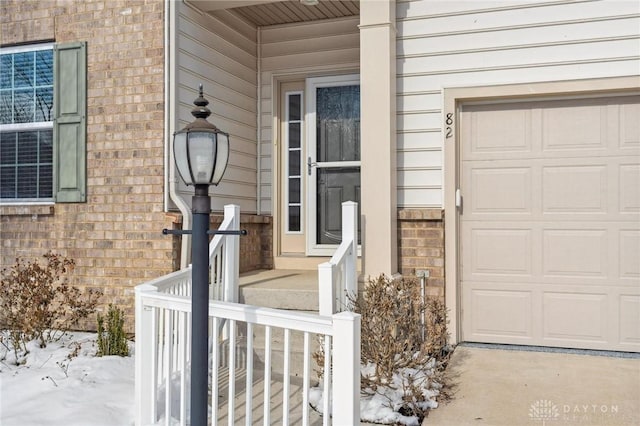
[{"xmin": 306, "ymin": 74, "xmax": 360, "ymax": 256}]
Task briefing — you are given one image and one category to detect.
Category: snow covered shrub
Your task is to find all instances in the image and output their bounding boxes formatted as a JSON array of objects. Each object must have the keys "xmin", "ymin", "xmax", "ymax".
[
  {"xmin": 0, "ymin": 252, "xmax": 102, "ymax": 360},
  {"xmin": 313, "ymin": 275, "xmax": 450, "ymax": 424},
  {"xmin": 96, "ymin": 304, "xmax": 129, "ymax": 357},
  {"xmin": 354, "ymin": 275, "xmax": 449, "ymax": 420}
]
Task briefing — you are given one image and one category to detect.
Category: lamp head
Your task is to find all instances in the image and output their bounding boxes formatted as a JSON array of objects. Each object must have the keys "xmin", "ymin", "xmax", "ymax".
[{"xmin": 173, "ymin": 85, "xmax": 230, "ymax": 186}]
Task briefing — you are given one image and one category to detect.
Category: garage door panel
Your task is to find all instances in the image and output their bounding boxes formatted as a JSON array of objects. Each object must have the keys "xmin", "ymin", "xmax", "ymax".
[
  {"xmin": 619, "ymin": 295, "xmax": 640, "ymax": 346},
  {"xmin": 465, "ymin": 287, "xmax": 534, "ymax": 340},
  {"xmin": 543, "ymin": 229, "xmax": 608, "ymax": 278},
  {"xmin": 542, "ymin": 165, "xmax": 607, "ymax": 213},
  {"xmin": 542, "ymin": 292, "xmax": 608, "ymax": 343},
  {"xmin": 464, "ymin": 104, "xmax": 532, "ymax": 155},
  {"xmin": 619, "ymin": 230, "xmax": 640, "ymax": 280},
  {"xmin": 463, "ymin": 161, "xmax": 536, "ymax": 217},
  {"xmin": 542, "ymin": 100, "xmax": 608, "ymax": 151},
  {"xmin": 467, "ymin": 228, "xmax": 532, "ymax": 277},
  {"xmin": 620, "ymin": 100, "xmax": 640, "ymax": 148},
  {"xmin": 460, "ymin": 94, "xmax": 640, "ymax": 352},
  {"xmin": 619, "ymin": 164, "xmax": 640, "ymax": 213},
  {"xmin": 469, "ymin": 167, "xmax": 532, "ymax": 214}
]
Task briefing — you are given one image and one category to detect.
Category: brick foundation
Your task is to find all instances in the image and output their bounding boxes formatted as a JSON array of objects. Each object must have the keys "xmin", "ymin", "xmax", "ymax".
[
  {"xmin": 171, "ymin": 214, "xmax": 274, "ymax": 273},
  {"xmin": 397, "ymin": 209, "xmax": 445, "ymax": 300}
]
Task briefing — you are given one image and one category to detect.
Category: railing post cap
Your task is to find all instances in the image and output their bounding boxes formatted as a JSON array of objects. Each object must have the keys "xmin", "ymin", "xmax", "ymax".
[{"xmin": 333, "ymin": 311, "xmax": 360, "ymax": 320}]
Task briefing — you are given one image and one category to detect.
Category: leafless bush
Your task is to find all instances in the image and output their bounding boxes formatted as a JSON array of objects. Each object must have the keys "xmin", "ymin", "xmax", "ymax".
[
  {"xmin": 314, "ymin": 274, "xmax": 450, "ymax": 422},
  {"xmin": 0, "ymin": 252, "xmax": 102, "ymax": 361}
]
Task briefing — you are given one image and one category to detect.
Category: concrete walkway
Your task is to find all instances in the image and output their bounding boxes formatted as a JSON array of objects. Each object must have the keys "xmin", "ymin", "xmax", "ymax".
[{"xmin": 424, "ymin": 345, "xmax": 640, "ymax": 425}]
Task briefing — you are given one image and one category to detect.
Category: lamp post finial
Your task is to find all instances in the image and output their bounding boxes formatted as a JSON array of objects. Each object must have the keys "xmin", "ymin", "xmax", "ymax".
[{"xmin": 192, "ymin": 84, "xmax": 211, "ymax": 119}]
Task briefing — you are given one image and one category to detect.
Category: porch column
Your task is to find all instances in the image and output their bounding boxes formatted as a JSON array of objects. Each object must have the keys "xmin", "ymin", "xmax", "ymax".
[{"xmin": 359, "ymin": 0, "xmax": 398, "ymax": 278}]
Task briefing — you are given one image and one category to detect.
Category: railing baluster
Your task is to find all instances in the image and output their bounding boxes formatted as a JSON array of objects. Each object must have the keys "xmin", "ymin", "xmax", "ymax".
[
  {"xmin": 302, "ymin": 332, "xmax": 310, "ymax": 426},
  {"xmin": 245, "ymin": 323, "xmax": 254, "ymax": 426},
  {"xmin": 283, "ymin": 329, "xmax": 290, "ymax": 425},
  {"xmin": 228, "ymin": 320, "xmax": 237, "ymax": 426},
  {"xmin": 323, "ymin": 336, "xmax": 331, "ymax": 426},
  {"xmin": 150, "ymin": 307, "xmax": 158, "ymax": 423},
  {"xmin": 179, "ymin": 311, "xmax": 187, "ymax": 426},
  {"xmin": 157, "ymin": 310, "xmax": 164, "ymax": 386},
  {"xmin": 263, "ymin": 326, "xmax": 272, "ymax": 426},
  {"xmin": 173, "ymin": 310, "xmax": 179, "ymax": 373},
  {"xmin": 186, "ymin": 310, "xmax": 191, "ymax": 366},
  {"xmin": 216, "ymin": 251, "xmax": 223, "ymax": 300},
  {"xmin": 211, "ymin": 316, "xmax": 219, "ymax": 426},
  {"xmin": 164, "ymin": 309, "xmax": 173, "ymax": 426}
]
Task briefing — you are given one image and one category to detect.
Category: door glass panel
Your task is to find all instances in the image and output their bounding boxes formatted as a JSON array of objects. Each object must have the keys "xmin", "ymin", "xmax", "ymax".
[
  {"xmin": 288, "ymin": 150, "xmax": 301, "ymax": 176},
  {"xmin": 289, "ymin": 94, "xmax": 301, "ymax": 121},
  {"xmin": 288, "ymin": 205, "xmax": 301, "ymax": 232},
  {"xmin": 288, "ymin": 122, "xmax": 300, "ymax": 148},
  {"xmin": 316, "ymin": 86, "xmax": 360, "ymax": 162}
]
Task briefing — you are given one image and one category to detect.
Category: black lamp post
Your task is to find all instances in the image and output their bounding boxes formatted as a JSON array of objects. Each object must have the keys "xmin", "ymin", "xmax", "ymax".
[{"xmin": 173, "ymin": 85, "xmax": 229, "ymax": 426}]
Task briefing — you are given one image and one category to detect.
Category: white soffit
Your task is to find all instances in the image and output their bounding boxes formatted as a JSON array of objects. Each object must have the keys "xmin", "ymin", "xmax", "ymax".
[{"xmin": 188, "ymin": 0, "xmax": 359, "ymax": 27}]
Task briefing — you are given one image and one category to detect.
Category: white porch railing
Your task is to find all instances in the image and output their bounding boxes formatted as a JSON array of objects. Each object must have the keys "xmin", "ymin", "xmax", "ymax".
[
  {"xmin": 149, "ymin": 204, "xmax": 240, "ymax": 303},
  {"xmin": 318, "ymin": 201, "xmax": 358, "ymax": 316},
  {"xmin": 135, "ymin": 204, "xmax": 361, "ymax": 425}
]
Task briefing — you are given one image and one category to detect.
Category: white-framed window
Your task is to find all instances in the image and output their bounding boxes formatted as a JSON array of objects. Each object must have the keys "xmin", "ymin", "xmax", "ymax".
[
  {"xmin": 285, "ymin": 91, "xmax": 303, "ymax": 233},
  {"xmin": 0, "ymin": 41, "xmax": 87, "ymax": 204},
  {"xmin": 1, "ymin": 43, "xmax": 54, "ymax": 201}
]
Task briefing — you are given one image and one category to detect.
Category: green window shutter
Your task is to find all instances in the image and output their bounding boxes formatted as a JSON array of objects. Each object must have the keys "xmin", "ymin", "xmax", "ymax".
[{"xmin": 53, "ymin": 41, "xmax": 87, "ymax": 203}]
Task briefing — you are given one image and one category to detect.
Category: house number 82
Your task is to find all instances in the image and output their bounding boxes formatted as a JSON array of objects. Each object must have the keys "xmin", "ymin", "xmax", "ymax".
[{"xmin": 445, "ymin": 113, "xmax": 453, "ymax": 138}]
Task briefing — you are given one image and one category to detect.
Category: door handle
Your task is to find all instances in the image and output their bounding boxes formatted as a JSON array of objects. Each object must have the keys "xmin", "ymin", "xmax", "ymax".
[{"xmin": 307, "ymin": 157, "xmax": 317, "ymax": 176}]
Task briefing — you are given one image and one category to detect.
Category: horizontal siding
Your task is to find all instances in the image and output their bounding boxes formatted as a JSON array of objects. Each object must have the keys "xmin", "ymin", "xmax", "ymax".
[
  {"xmin": 175, "ymin": 3, "xmax": 258, "ymax": 213},
  {"xmin": 259, "ymin": 17, "xmax": 360, "ymax": 215},
  {"xmin": 260, "ymin": 17, "xmax": 360, "ymax": 43},
  {"xmin": 399, "ymin": 39, "xmax": 640, "ymax": 75},
  {"xmin": 397, "ymin": 0, "xmax": 640, "ymax": 34},
  {"xmin": 396, "ymin": 0, "xmax": 640, "ymax": 208},
  {"xmin": 261, "ymin": 32, "xmax": 359, "ymax": 57},
  {"xmin": 398, "ymin": 17, "xmax": 640, "ymax": 56}
]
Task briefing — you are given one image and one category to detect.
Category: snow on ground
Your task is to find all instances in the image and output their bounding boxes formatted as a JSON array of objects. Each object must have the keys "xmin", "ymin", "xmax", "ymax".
[
  {"xmin": 1, "ymin": 332, "xmax": 439, "ymax": 426},
  {"xmin": 310, "ymin": 360, "xmax": 440, "ymax": 426},
  {"xmin": 0, "ymin": 333, "xmax": 135, "ymax": 426}
]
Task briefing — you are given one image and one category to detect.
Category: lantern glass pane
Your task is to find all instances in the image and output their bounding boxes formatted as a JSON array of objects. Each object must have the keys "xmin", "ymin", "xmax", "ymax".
[
  {"xmin": 173, "ymin": 132, "xmax": 192, "ymax": 185},
  {"xmin": 211, "ymin": 132, "xmax": 229, "ymax": 185},
  {"xmin": 188, "ymin": 131, "xmax": 217, "ymax": 184}
]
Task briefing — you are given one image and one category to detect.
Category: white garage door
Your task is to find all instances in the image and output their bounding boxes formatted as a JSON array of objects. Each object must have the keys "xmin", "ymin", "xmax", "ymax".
[{"xmin": 460, "ymin": 95, "xmax": 640, "ymax": 352}]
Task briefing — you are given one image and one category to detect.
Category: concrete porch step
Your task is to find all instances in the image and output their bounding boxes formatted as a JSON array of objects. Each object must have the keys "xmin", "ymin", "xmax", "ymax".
[
  {"xmin": 239, "ymin": 269, "xmax": 319, "ymax": 311},
  {"xmin": 234, "ymin": 269, "xmax": 323, "ymax": 378}
]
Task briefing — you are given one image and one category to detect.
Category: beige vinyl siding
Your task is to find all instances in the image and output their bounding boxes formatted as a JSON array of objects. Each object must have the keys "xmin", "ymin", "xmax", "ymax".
[
  {"xmin": 258, "ymin": 16, "xmax": 360, "ymax": 215},
  {"xmin": 175, "ymin": 3, "xmax": 258, "ymax": 213},
  {"xmin": 396, "ymin": 0, "xmax": 640, "ymax": 208}
]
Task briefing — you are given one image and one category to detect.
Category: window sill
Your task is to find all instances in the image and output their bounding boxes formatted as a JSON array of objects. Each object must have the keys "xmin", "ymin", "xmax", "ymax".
[{"xmin": 0, "ymin": 203, "xmax": 54, "ymax": 216}]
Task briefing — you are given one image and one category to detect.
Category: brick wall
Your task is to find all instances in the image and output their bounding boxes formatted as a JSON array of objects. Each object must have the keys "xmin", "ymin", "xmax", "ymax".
[
  {"xmin": 173, "ymin": 214, "xmax": 274, "ymax": 273},
  {"xmin": 397, "ymin": 209, "xmax": 445, "ymax": 300},
  {"xmin": 0, "ymin": 0, "xmax": 172, "ymax": 332}
]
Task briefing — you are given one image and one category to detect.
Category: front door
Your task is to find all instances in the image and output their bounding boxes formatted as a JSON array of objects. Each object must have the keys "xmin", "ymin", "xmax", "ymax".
[{"xmin": 306, "ymin": 75, "xmax": 361, "ymax": 255}]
